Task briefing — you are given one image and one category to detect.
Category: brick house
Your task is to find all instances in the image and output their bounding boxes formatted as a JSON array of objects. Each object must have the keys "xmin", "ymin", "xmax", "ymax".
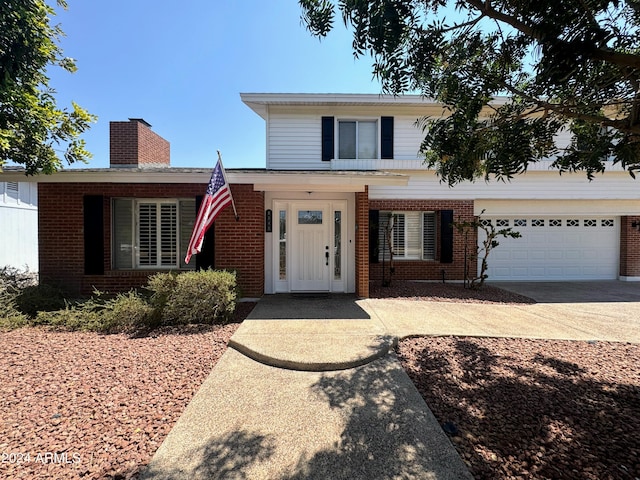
[{"xmin": 2, "ymin": 94, "xmax": 639, "ymax": 297}]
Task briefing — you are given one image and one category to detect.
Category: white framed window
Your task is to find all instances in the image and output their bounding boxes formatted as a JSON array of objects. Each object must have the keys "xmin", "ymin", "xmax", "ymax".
[
  {"xmin": 379, "ymin": 211, "xmax": 436, "ymax": 261},
  {"xmin": 112, "ymin": 198, "xmax": 196, "ymax": 270},
  {"xmin": 338, "ymin": 120, "xmax": 378, "ymax": 159}
]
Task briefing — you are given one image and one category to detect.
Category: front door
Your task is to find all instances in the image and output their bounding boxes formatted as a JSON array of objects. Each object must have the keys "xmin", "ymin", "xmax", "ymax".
[{"xmin": 291, "ymin": 204, "xmax": 330, "ymax": 291}]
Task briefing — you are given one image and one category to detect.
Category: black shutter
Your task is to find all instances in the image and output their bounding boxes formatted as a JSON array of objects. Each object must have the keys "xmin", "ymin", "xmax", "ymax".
[
  {"xmin": 381, "ymin": 116, "xmax": 394, "ymax": 159},
  {"xmin": 83, "ymin": 195, "xmax": 104, "ymax": 275},
  {"xmin": 321, "ymin": 116, "xmax": 334, "ymax": 161},
  {"xmin": 369, "ymin": 210, "xmax": 379, "ymax": 263},
  {"xmin": 195, "ymin": 195, "xmax": 215, "ymax": 270},
  {"xmin": 440, "ymin": 210, "xmax": 454, "ymax": 264}
]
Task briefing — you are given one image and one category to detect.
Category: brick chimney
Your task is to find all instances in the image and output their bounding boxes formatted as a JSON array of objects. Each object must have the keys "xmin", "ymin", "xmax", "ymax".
[{"xmin": 109, "ymin": 118, "xmax": 170, "ymax": 168}]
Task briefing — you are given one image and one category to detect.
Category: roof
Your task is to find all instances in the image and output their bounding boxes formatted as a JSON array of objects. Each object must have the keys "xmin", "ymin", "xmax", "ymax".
[
  {"xmin": 0, "ymin": 167, "xmax": 408, "ymax": 192},
  {"xmin": 240, "ymin": 92, "xmax": 511, "ymax": 119}
]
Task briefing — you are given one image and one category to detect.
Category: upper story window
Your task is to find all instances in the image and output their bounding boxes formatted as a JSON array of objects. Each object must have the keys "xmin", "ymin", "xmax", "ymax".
[
  {"xmin": 112, "ymin": 198, "xmax": 196, "ymax": 270},
  {"xmin": 322, "ymin": 116, "xmax": 393, "ymax": 161},
  {"xmin": 338, "ymin": 120, "xmax": 377, "ymax": 159}
]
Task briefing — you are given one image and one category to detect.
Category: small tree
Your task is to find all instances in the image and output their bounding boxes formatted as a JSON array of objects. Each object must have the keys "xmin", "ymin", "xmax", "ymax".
[{"xmin": 453, "ymin": 211, "xmax": 521, "ymax": 289}]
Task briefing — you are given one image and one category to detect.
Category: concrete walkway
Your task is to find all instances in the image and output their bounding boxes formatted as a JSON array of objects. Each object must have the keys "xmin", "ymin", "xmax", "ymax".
[{"xmin": 141, "ymin": 282, "xmax": 640, "ymax": 479}]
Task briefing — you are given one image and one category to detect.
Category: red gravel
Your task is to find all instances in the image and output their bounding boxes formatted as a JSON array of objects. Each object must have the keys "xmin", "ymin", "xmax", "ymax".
[
  {"xmin": 0, "ymin": 303, "xmax": 254, "ymax": 480},
  {"xmin": 398, "ymin": 337, "xmax": 640, "ymax": 480},
  {"xmin": 370, "ymin": 280, "xmax": 535, "ymax": 304}
]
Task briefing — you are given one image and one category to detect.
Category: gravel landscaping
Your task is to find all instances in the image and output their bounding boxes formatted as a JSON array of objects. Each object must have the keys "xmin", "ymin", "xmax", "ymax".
[
  {"xmin": 386, "ymin": 281, "xmax": 640, "ymax": 480},
  {"xmin": 2, "ymin": 282, "xmax": 638, "ymax": 480},
  {"xmin": 398, "ymin": 336, "xmax": 640, "ymax": 480},
  {"xmin": 0, "ymin": 303, "xmax": 254, "ymax": 480}
]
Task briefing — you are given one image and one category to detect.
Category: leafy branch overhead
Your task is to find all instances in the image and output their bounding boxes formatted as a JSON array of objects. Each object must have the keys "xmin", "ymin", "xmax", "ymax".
[
  {"xmin": 0, "ymin": 0, "xmax": 96, "ymax": 174},
  {"xmin": 300, "ymin": 0, "xmax": 640, "ymax": 184}
]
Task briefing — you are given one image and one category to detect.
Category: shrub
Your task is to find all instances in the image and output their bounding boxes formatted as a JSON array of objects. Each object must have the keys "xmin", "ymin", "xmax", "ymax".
[
  {"xmin": 15, "ymin": 283, "xmax": 67, "ymax": 317},
  {"xmin": 0, "ymin": 289, "xmax": 28, "ymax": 330},
  {"xmin": 32, "ymin": 290, "xmax": 156, "ymax": 333},
  {"xmin": 0, "ymin": 268, "xmax": 31, "ymax": 330},
  {"xmin": 102, "ymin": 291, "xmax": 157, "ymax": 333},
  {"xmin": 150, "ymin": 269, "xmax": 237, "ymax": 325},
  {"xmin": 0, "ymin": 266, "xmax": 37, "ymax": 291}
]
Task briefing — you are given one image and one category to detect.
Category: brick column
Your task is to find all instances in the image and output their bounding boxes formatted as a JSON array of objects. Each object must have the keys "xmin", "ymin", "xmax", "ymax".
[
  {"xmin": 620, "ymin": 216, "xmax": 640, "ymax": 280},
  {"xmin": 355, "ymin": 187, "xmax": 369, "ymax": 297}
]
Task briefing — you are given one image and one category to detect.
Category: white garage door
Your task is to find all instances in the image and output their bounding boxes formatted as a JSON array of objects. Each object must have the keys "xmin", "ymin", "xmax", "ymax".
[{"xmin": 479, "ymin": 216, "xmax": 619, "ymax": 281}]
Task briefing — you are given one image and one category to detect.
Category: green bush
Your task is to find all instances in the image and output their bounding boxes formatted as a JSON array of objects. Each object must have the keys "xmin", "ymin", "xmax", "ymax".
[
  {"xmin": 15, "ymin": 283, "xmax": 67, "ymax": 317},
  {"xmin": 0, "ymin": 289, "xmax": 28, "ymax": 330},
  {"xmin": 0, "ymin": 268, "xmax": 29, "ymax": 330},
  {"xmin": 150, "ymin": 269, "xmax": 237, "ymax": 325},
  {"xmin": 102, "ymin": 291, "xmax": 157, "ymax": 333},
  {"xmin": 6, "ymin": 269, "xmax": 237, "ymax": 333},
  {"xmin": 33, "ymin": 290, "xmax": 157, "ymax": 333},
  {"xmin": 33, "ymin": 304, "xmax": 103, "ymax": 331}
]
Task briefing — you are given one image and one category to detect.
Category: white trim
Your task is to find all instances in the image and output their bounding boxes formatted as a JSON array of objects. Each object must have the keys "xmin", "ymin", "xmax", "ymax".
[
  {"xmin": 265, "ymin": 192, "xmax": 355, "ymax": 294},
  {"xmin": 619, "ymin": 276, "xmax": 640, "ymax": 282},
  {"xmin": 475, "ymin": 199, "xmax": 640, "ymax": 216},
  {"xmin": 0, "ymin": 169, "xmax": 408, "ymax": 188}
]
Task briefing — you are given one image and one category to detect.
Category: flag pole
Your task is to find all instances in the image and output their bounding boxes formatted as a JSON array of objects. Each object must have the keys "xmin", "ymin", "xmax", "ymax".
[{"xmin": 217, "ymin": 150, "xmax": 239, "ymax": 221}]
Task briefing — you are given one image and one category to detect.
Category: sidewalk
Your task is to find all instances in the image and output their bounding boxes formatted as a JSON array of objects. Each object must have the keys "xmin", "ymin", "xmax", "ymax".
[
  {"xmin": 140, "ymin": 295, "xmax": 473, "ymax": 480},
  {"xmin": 141, "ymin": 288, "xmax": 640, "ymax": 479}
]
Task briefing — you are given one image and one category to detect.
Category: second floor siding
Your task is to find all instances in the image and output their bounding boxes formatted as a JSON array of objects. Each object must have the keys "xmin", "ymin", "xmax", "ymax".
[{"xmin": 266, "ymin": 104, "xmax": 438, "ymax": 170}]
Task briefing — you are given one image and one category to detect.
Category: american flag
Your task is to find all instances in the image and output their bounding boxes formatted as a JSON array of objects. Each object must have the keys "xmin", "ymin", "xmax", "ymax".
[{"xmin": 184, "ymin": 158, "xmax": 233, "ymax": 264}]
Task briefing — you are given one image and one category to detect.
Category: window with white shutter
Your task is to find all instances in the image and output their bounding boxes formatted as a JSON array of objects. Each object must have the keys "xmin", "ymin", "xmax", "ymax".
[
  {"xmin": 378, "ymin": 211, "xmax": 437, "ymax": 261},
  {"xmin": 112, "ymin": 198, "xmax": 196, "ymax": 270}
]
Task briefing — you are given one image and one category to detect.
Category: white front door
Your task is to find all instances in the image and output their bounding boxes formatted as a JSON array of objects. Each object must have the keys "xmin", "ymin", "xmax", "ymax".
[{"xmin": 291, "ymin": 204, "xmax": 330, "ymax": 291}]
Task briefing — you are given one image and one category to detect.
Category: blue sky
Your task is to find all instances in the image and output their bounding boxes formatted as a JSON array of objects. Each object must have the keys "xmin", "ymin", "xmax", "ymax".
[{"xmin": 48, "ymin": 1, "xmax": 383, "ymax": 169}]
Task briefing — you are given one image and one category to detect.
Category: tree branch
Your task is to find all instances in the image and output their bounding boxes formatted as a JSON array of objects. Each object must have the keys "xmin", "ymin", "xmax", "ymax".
[{"xmin": 462, "ymin": 0, "xmax": 640, "ymax": 69}]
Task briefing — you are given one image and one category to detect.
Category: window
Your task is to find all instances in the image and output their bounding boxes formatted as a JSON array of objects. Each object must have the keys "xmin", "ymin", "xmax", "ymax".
[
  {"xmin": 378, "ymin": 211, "xmax": 436, "ymax": 261},
  {"xmin": 338, "ymin": 120, "xmax": 377, "ymax": 159},
  {"xmin": 549, "ymin": 219, "xmax": 562, "ymax": 227},
  {"xmin": 112, "ymin": 198, "xmax": 196, "ymax": 270}
]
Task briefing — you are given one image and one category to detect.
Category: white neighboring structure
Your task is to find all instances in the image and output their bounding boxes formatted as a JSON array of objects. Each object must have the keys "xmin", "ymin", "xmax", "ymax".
[{"xmin": 0, "ymin": 181, "xmax": 38, "ymax": 272}]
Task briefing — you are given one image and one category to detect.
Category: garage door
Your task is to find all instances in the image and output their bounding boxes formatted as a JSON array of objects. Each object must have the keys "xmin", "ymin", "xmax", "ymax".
[{"xmin": 479, "ymin": 216, "xmax": 619, "ymax": 281}]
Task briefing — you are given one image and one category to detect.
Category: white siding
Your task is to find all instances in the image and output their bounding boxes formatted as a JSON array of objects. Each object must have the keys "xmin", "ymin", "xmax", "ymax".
[
  {"xmin": 266, "ymin": 105, "xmax": 438, "ymax": 170},
  {"xmin": 268, "ymin": 112, "xmax": 323, "ymax": 170},
  {"xmin": 370, "ymin": 170, "xmax": 640, "ymax": 202},
  {"xmin": 0, "ymin": 182, "xmax": 38, "ymax": 271}
]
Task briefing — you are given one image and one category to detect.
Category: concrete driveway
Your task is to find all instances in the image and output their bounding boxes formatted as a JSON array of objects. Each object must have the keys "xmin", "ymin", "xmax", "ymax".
[
  {"xmin": 490, "ymin": 280, "xmax": 640, "ymax": 303},
  {"xmin": 362, "ymin": 281, "xmax": 640, "ymax": 344}
]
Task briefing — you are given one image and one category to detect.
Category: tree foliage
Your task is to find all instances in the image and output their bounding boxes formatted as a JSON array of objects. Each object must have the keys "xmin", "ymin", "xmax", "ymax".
[
  {"xmin": 300, "ymin": 0, "xmax": 640, "ymax": 184},
  {"xmin": 0, "ymin": 0, "xmax": 96, "ymax": 174}
]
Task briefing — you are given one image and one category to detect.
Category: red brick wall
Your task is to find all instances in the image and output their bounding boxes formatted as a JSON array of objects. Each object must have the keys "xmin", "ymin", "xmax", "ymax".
[
  {"xmin": 368, "ymin": 199, "xmax": 475, "ymax": 283},
  {"xmin": 620, "ymin": 216, "xmax": 640, "ymax": 277},
  {"xmin": 110, "ymin": 120, "xmax": 170, "ymax": 167},
  {"xmin": 355, "ymin": 188, "xmax": 369, "ymax": 298},
  {"xmin": 213, "ymin": 184, "xmax": 265, "ymax": 297},
  {"xmin": 38, "ymin": 182, "xmax": 263, "ymax": 297}
]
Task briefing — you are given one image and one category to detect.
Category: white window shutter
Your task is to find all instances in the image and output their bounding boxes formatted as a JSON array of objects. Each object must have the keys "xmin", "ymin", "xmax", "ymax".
[
  {"xmin": 423, "ymin": 213, "xmax": 436, "ymax": 260},
  {"xmin": 138, "ymin": 203, "xmax": 157, "ymax": 266}
]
